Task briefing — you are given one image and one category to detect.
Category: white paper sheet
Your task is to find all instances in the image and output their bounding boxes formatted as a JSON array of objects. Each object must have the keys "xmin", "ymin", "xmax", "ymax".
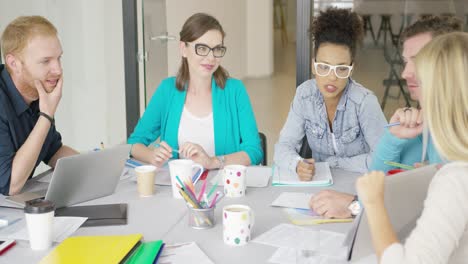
[
  {"xmin": 0, "ymin": 216, "xmax": 87, "ymax": 243},
  {"xmin": 268, "ymin": 230, "xmax": 348, "ymax": 264},
  {"xmin": 271, "ymin": 192, "xmax": 313, "ymax": 210},
  {"xmin": 158, "ymin": 242, "xmax": 214, "ymax": 264},
  {"xmin": 252, "ymin": 223, "xmax": 320, "ymax": 250}
]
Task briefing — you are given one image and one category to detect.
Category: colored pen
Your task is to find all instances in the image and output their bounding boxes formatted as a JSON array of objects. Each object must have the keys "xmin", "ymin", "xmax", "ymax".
[
  {"xmin": 192, "ymin": 169, "xmax": 203, "ymax": 184},
  {"xmin": 175, "ymin": 175, "xmax": 185, "ymax": 189},
  {"xmin": 197, "ymin": 178, "xmax": 208, "ymax": 202},
  {"xmin": 209, "ymin": 191, "xmax": 220, "ymax": 208},
  {"xmin": 183, "ymin": 183, "xmax": 199, "ymax": 205},
  {"xmin": 207, "ymin": 182, "xmax": 219, "ymax": 198},
  {"xmin": 384, "ymin": 161, "xmax": 414, "ymax": 170},
  {"xmin": 150, "ymin": 142, "xmax": 179, "ymax": 153},
  {"xmin": 384, "ymin": 122, "xmax": 400, "ymax": 128},
  {"xmin": 202, "ymin": 193, "xmax": 209, "ymax": 208},
  {"xmin": 179, "ymin": 189, "xmax": 201, "ymax": 209}
]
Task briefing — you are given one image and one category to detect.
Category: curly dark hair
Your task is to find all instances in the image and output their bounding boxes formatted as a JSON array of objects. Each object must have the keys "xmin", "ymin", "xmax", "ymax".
[
  {"xmin": 400, "ymin": 15, "xmax": 462, "ymax": 43},
  {"xmin": 309, "ymin": 7, "xmax": 364, "ymax": 61}
]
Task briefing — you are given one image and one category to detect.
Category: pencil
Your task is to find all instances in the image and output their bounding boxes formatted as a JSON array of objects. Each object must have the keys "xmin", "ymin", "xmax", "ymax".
[
  {"xmin": 207, "ymin": 182, "xmax": 219, "ymax": 198},
  {"xmin": 384, "ymin": 122, "xmax": 400, "ymax": 128},
  {"xmin": 384, "ymin": 161, "xmax": 414, "ymax": 170}
]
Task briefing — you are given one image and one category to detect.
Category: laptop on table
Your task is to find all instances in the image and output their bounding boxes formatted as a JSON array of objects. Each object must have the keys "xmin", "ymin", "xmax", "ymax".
[
  {"xmin": 346, "ymin": 164, "xmax": 439, "ymax": 261},
  {"xmin": 6, "ymin": 145, "xmax": 130, "ymax": 226}
]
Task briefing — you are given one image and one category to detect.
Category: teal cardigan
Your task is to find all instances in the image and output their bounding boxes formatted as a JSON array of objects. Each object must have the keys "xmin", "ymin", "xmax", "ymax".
[{"xmin": 128, "ymin": 77, "xmax": 263, "ymax": 165}]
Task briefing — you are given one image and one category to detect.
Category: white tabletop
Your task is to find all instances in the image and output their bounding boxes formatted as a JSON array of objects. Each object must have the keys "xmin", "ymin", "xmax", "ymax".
[{"xmin": 0, "ymin": 168, "xmax": 365, "ymax": 264}]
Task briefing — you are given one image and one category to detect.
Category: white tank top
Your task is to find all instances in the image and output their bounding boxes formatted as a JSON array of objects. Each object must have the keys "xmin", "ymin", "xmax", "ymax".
[{"xmin": 178, "ymin": 107, "xmax": 215, "ymax": 157}]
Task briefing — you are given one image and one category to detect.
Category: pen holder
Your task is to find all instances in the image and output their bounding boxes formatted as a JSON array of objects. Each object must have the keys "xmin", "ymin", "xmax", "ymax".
[{"xmin": 187, "ymin": 206, "xmax": 215, "ymax": 229}]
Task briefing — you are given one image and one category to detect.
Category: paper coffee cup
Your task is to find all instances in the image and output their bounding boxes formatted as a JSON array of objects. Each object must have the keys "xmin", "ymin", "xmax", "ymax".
[
  {"xmin": 24, "ymin": 199, "xmax": 55, "ymax": 250},
  {"xmin": 135, "ymin": 165, "xmax": 156, "ymax": 197}
]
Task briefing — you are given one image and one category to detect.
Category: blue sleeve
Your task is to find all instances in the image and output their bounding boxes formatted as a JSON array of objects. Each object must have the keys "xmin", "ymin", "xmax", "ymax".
[
  {"xmin": 370, "ymin": 129, "xmax": 418, "ymax": 172},
  {"xmin": 0, "ymin": 117, "xmax": 13, "ymax": 195},
  {"xmin": 327, "ymin": 93, "xmax": 387, "ymax": 173},
  {"xmin": 127, "ymin": 81, "xmax": 168, "ymax": 146},
  {"xmin": 235, "ymin": 81, "xmax": 263, "ymax": 165}
]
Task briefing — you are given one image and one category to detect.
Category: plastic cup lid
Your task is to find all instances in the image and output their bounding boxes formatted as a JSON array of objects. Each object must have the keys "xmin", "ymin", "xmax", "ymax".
[{"xmin": 24, "ymin": 199, "xmax": 55, "ymax": 214}]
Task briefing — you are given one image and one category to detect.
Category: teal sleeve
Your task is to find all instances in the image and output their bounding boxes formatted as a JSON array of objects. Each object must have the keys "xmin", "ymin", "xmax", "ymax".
[
  {"xmin": 127, "ymin": 81, "xmax": 167, "ymax": 146},
  {"xmin": 370, "ymin": 129, "xmax": 417, "ymax": 172},
  {"xmin": 235, "ymin": 82, "xmax": 263, "ymax": 165}
]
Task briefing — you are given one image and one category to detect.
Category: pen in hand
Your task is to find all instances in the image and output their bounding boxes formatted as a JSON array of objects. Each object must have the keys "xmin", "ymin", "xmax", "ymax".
[{"xmin": 150, "ymin": 142, "xmax": 179, "ymax": 153}]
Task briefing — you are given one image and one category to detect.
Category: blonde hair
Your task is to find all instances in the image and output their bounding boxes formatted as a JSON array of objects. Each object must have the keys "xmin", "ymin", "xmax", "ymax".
[
  {"xmin": 1, "ymin": 16, "xmax": 57, "ymax": 67},
  {"xmin": 415, "ymin": 32, "xmax": 468, "ymax": 161}
]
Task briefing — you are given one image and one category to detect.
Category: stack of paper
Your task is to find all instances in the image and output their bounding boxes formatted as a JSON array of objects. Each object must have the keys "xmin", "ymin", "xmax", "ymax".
[
  {"xmin": 252, "ymin": 224, "xmax": 348, "ymax": 264},
  {"xmin": 272, "ymin": 162, "xmax": 333, "ymax": 186}
]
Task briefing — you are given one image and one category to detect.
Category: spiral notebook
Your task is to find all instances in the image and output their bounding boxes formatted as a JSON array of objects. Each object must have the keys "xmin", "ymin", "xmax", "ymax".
[{"xmin": 272, "ymin": 162, "xmax": 333, "ymax": 186}]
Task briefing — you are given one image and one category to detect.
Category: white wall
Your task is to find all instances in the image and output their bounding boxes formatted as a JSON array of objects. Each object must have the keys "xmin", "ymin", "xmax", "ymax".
[
  {"xmin": 0, "ymin": 0, "xmax": 127, "ymax": 151},
  {"xmin": 247, "ymin": 0, "xmax": 274, "ymax": 77}
]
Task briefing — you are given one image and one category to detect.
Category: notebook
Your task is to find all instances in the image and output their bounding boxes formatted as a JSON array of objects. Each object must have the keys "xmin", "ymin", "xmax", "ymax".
[
  {"xmin": 124, "ymin": 240, "xmax": 164, "ymax": 264},
  {"xmin": 39, "ymin": 234, "xmax": 142, "ymax": 264},
  {"xmin": 272, "ymin": 162, "xmax": 333, "ymax": 186}
]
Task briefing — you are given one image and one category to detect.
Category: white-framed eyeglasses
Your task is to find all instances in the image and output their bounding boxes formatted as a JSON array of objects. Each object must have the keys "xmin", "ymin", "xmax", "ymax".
[{"xmin": 313, "ymin": 61, "xmax": 353, "ymax": 79}]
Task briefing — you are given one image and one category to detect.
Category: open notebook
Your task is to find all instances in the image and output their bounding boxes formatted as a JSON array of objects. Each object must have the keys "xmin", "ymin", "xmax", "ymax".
[{"xmin": 272, "ymin": 162, "xmax": 333, "ymax": 186}]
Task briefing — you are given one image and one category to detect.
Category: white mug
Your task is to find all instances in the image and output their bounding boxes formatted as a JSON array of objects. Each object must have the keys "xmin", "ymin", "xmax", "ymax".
[
  {"xmin": 168, "ymin": 159, "xmax": 203, "ymax": 199},
  {"xmin": 223, "ymin": 204, "xmax": 255, "ymax": 246},
  {"xmin": 223, "ymin": 165, "xmax": 247, "ymax": 197}
]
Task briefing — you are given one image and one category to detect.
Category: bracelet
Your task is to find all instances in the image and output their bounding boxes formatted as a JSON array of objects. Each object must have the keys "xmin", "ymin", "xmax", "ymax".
[
  {"xmin": 39, "ymin": 112, "xmax": 55, "ymax": 126},
  {"xmin": 216, "ymin": 155, "xmax": 225, "ymax": 169}
]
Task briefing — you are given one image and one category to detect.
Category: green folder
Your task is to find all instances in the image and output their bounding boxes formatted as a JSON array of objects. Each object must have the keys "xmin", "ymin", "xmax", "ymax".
[{"xmin": 124, "ymin": 240, "xmax": 164, "ymax": 264}]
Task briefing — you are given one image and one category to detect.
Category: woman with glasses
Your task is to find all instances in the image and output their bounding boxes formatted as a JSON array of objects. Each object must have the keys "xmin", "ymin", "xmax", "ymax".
[
  {"xmin": 274, "ymin": 7, "xmax": 386, "ymax": 182},
  {"xmin": 128, "ymin": 13, "xmax": 263, "ymax": 169}
]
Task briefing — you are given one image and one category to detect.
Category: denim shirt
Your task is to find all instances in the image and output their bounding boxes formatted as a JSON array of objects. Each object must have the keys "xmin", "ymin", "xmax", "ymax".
[{"xmin": 274, "ymin": 78, "xmax": 387, "ymax": 175}]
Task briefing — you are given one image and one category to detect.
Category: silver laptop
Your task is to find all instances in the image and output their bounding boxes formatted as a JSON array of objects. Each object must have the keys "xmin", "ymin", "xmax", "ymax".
[
  {"xmin": 346, "ymin": 164, "xmax": 439, "ymax": 261},
  {"xmin": 6, "ymin": 145, "xmax": 130, "ymax": 209}
]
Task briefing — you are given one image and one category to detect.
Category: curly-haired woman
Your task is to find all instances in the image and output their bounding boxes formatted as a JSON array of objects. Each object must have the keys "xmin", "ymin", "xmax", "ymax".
[{"xmin": 274, "ymin": 8, "xmax": 386, "ymax": 180}]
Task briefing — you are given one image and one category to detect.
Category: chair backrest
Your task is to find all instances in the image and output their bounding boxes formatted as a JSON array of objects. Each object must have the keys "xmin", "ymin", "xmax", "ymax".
[
  {"xmin": 259, "ymin": 132, "xmax": 267, "ymax": 166},
  {"xmin": 299, "ymin": 136, "xmax": 312, "ymax": 159}
]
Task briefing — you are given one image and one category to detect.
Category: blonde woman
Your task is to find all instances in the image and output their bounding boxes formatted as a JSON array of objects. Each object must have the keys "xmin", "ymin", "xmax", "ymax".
[{"xmin": 357, "ymin": 32, "xmax": 468, "ymax": 263}]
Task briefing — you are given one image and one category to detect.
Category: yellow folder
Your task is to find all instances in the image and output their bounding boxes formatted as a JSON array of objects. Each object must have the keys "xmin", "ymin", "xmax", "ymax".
[{"xmin": 40, "ymin": 234, "xmax": 142, "ymax": 264}]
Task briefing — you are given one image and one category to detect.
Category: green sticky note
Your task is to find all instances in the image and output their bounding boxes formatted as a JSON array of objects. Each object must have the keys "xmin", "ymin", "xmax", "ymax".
[{"xmin": 124, "ymin": 240, "xmax": 164, "ymax": 264}]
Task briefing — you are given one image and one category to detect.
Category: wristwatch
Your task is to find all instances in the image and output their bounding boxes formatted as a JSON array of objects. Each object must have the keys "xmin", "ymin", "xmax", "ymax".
[
  {"xmin": 216, "ymin": 155, "xmax": 225, "ymax": 169},
  {"xmin": 347, "ymin": 195, "xmax": 361, "ymax": 217}
]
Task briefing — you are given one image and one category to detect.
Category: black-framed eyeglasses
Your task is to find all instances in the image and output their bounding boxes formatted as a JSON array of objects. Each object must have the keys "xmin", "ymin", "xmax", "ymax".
[{"xmin": 186, "ymin": 42, "xmax": 227, "ymax": 58}]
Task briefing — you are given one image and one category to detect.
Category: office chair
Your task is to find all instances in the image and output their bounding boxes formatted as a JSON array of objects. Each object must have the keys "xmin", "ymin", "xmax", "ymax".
[
  {"xmin": 259, "ymin": 132, "xmax": 267, "ymax": 166},
  {"xmin": 380, "ymin": 26, "xmax": 412, "ymax": 110},
  {"xmin": 299, "ymin": 136, "xmax": 312, "ymax": 159}
]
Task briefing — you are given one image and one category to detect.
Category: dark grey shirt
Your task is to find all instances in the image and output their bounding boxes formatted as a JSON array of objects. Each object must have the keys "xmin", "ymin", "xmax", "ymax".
[{"xmin": 0, "ymin": 64, "xmax": 62, "ymax": 195}]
